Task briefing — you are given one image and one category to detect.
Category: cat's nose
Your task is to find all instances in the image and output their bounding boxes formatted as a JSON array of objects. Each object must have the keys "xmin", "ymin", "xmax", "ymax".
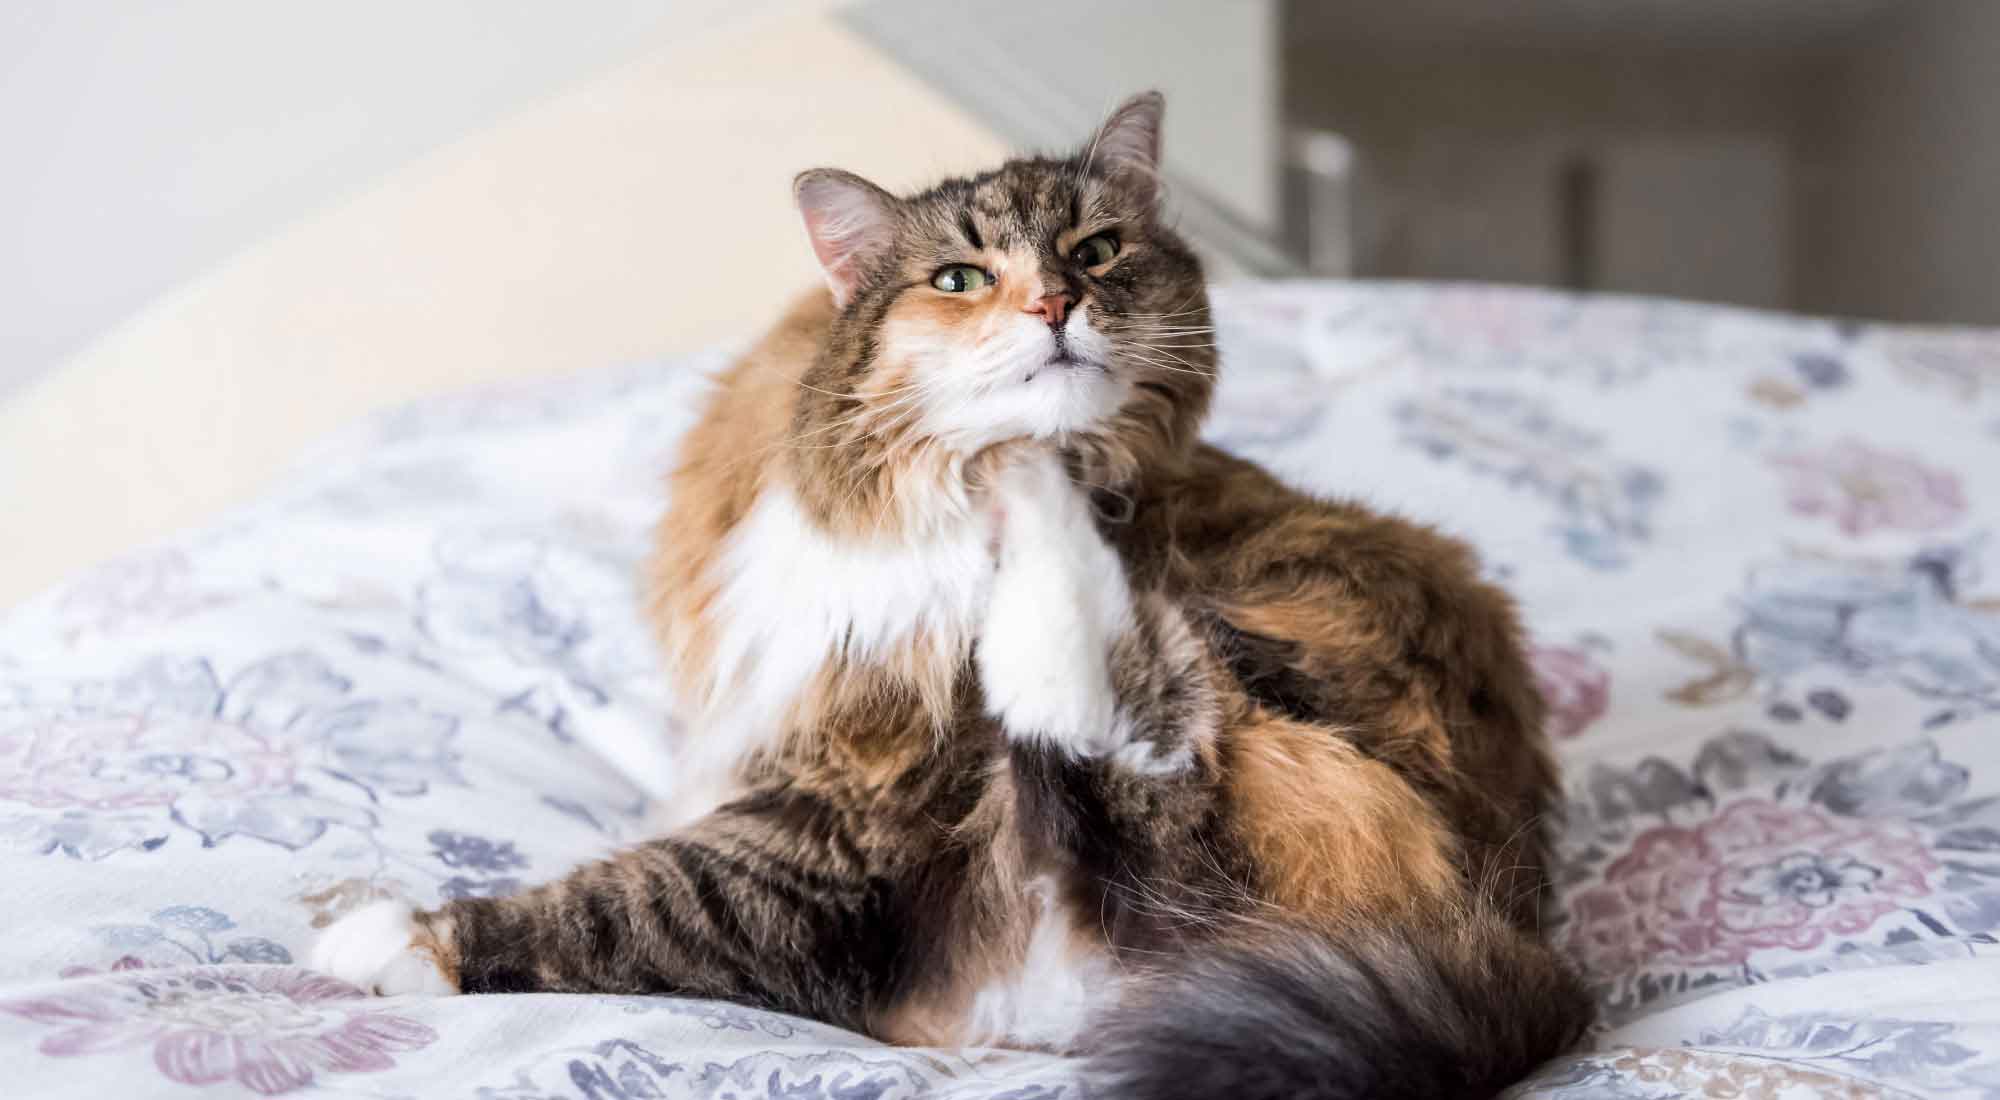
[{"xmin": 1025, "ymin": 292, "xmax": 1074, "ymax": 328}]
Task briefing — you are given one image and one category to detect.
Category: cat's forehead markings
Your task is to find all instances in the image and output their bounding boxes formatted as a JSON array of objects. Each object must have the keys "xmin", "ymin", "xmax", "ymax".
[
  {"xmin": 1008, "ymin": 176, "xmax": 1050, "ymax": 230},
  {"xmin": 957, "ymin": 172, "xmax": 1078, "ymax": 252},
  {"xmin": 970, "ymin": 183, "xmax": 1022, "ymax": 223}
]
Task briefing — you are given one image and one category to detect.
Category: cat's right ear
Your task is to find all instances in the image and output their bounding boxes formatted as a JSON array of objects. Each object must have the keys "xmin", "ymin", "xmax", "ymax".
[{"xmin": 793, "ymin": 169, "xmax": 900, "ymax": 308}]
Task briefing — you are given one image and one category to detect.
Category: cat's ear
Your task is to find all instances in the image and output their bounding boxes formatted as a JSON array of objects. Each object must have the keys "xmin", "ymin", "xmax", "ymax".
[
  {"xmin": 794, "ymin": 169, "xmax": 900, "ymax": 308},
  {"xmin": 1083, "ymin": 91, "xmax": 1165, "ymax": 206}
]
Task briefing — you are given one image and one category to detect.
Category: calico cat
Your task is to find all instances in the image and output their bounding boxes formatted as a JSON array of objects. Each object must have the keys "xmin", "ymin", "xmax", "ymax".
[{"xmin": 313, "ymin": 92, "xmax": 1591, "ymax": 1099}]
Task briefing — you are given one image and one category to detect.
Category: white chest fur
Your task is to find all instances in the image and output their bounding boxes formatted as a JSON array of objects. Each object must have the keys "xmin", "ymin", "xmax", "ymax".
[{"xmin": 684, "ymin": 482, "xmax": 992, "ymax": 778}]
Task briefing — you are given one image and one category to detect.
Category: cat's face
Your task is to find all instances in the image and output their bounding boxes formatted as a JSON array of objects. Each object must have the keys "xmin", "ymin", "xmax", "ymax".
[{"xmin": 794, "ymin": 93, "xmax": 1212, "ymax": 461}]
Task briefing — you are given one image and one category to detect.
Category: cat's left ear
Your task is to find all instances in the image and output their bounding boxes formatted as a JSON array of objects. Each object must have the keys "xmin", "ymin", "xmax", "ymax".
[
  {"xmin": 794, "ymin": 169, "xmax": 900, "ymax": 308},
  {"xmin": 1083, "ymin": 91, "xmax": 1165, "ymax": 207}
]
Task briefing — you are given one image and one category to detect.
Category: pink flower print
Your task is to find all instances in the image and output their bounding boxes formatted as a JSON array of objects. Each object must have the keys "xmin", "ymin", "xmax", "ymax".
[
  {"xmin": 1564, "ymin": 799, "xmax": 1938, "ymax": 975},
  {"xmin": 0, "ymin": 713, "xmax": 295, "ymax": 813},
  {"xmin": 58, "ymin": 956, "xmax": 149, "ymax": 980},
  {"xmin": 1532, "ymin": 645, "xmax": 1611, "ymax": 740},
  {"xmin": 1431, "ymin": 288, "xmax": 1542, "ymax": 353},
  {"xmin": 0, "ymin": 654, "xmax": 444, "ymax": 856},
  {"xmin": 1770, "ymin": 439, "xmax": 1965, "ymax": 537},
  {"xmin": 1, "ymin": 967, "xmax": 435, "ymax": 1095}
]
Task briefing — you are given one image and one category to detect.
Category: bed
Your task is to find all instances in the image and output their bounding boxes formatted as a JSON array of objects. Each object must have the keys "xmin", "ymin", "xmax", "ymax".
[{"xmin": 3, "ymin": 281, "xmax": 1998, "ymax": 1098}]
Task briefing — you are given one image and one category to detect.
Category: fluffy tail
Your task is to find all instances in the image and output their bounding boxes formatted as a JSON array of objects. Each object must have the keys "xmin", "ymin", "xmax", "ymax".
[{"xmin": 1090, "ymin": 904, "xmax": 1592, "ymax": 1100}]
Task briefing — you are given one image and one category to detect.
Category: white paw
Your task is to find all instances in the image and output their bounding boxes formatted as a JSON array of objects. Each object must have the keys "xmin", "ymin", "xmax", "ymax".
[
  {"xmin": 309, "ymin": 900, "xmax": 456, "ymax": 996},
  {"xmin": 981, "ymin": 575, "xmax": 1117, "ymax": 751},
  {"xmin": 980, "ymin": 451, "xmax": 1133, "ymax": 755}
]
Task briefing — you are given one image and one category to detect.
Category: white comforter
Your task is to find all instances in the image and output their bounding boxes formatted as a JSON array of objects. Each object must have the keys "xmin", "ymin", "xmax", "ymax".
[{"xmin": 4, "ymin": 282, "xmax": 2000, "ymax": 1098}]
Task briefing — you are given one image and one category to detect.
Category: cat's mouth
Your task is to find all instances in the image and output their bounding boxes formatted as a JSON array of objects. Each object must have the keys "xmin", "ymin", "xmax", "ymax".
[{"xmin": 1025, "ymin": 350, "xmax": 1102, "ymax": 382}]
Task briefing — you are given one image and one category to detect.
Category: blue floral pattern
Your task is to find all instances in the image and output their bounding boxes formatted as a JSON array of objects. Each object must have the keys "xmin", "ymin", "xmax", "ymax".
[
  {"xmin": 431, "ymin": 830, "xmax": 529, "ymax": 873},
  {"xmin": 73, "ymin": 905, "xmax": 292, "ymax": 972},
  {"xmin": 0, "ymin": 282, "xmax": 1995, "ymax": 1097},
  {"xmin": 1394, "ymin": 386, "xmax": 1667, "ymax": 569}
]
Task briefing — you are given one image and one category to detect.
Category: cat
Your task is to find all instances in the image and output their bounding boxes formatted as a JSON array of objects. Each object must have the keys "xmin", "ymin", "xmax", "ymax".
[{"xmin": 313, "ymin": 92, "xmax": 1592, "ymax": 1099}]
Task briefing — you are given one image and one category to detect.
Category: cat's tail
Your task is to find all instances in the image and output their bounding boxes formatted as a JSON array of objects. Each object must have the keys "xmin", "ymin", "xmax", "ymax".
[{"xmin": 1089, "ymin": 902, "xmax": 1592, "ymax": 1100}]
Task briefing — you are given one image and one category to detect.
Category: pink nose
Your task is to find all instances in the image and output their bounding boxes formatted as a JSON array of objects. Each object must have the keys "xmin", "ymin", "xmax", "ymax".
[{"xmin": 1026, "ymin": 292, "xmax": 1074, "ymax": 328}]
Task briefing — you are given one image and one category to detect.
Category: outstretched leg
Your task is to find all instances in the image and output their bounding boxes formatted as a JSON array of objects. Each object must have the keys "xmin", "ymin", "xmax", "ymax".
[{"xmin": 313, "ymin": 762, "xmax": 988, "ymax": 1032}]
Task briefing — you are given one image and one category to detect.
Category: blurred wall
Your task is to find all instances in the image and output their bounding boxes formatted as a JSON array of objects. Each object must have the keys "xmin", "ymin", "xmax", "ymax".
[
  {"xmin": 1800, "ymin": 0, "xmax": 2000, "ymax": 326},
  {"xmin": 0, "ymin": 0, "xmax": 757, "ymax": 399},
  {"xmin": 843, "ymin": 0, "xmax": 1283, "ymax": 251},
  {"xmin": 1282, "ymin": 0, "xmax": 1996, "ymax": 326},
  {"xmin": 1285, "ymin": 47, "xmax": 1808, "ymax": 308}
]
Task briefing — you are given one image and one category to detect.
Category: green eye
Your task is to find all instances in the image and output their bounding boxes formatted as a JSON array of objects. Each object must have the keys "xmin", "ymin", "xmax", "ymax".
[
  {"xmin": 931, "ymin": 265, "xmax": 990, "ymax": 293},
  {"xmin": 1071, "ymin": 233, "xmax": 1119, "ymax": 267}
]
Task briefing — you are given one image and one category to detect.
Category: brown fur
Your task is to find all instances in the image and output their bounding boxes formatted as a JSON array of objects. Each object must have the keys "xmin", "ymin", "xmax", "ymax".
[{"xmin": 407, "ymin": 92, "xmax": 1588, "ymax": 1097}]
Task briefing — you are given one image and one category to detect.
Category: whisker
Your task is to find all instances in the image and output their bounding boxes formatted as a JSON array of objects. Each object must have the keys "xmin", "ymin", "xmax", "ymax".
[
  {"xmin": 1123, "ymin": 342, "xmax": 1220, "ymax": 363},
  {"xmin": 1124, "ymin": 363, "xmax": 1216, "ymax": 380},
  {"xmin": 752, "ymin": 359, "xmax": 926, "ymax": 403}
]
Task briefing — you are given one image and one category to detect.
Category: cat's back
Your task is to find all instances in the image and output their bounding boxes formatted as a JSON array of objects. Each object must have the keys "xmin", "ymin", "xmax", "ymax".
[
  {"xmin": 1137, "ymin": 443, "xmax": 1558, "ymax": 916},
  {"xmin": 1144, "ymin": 443, "xmax": 1509, "ymax": 623},
  {"xmin": 675, "ymin": 288, "xmax": 836, "ymax": 497}
]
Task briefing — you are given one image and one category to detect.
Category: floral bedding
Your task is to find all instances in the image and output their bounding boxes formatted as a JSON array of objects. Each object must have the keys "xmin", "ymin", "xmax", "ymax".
[{"xmin": 3, "ymin": 281, "xmax": 1999, "ymax": 1098}]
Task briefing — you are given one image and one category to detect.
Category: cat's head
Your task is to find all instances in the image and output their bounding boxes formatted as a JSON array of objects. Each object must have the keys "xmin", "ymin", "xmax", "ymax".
[{"xmin": 791, "ymin": 92, "xmax": 1212, "ymax": 482}]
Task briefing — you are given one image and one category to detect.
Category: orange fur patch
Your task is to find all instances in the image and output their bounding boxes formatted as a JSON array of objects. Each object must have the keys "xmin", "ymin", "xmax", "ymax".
[
  {"xmin": 411, "ymin": 910, "xmax": 461, "ymax": 989},
  {"xmin": 1224, "ymin": 716, "xmax": 1460, "ymax": 928}
]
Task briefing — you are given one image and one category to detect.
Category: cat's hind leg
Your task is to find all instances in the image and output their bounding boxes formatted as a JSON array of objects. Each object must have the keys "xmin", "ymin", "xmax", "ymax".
[
  {"xmin": 309, "ymin": 899, "xmax": 457, "ymax": 996},
  {"xmin": 309, "ymin": 776, "xmax": 960, "ymax": 1031}
]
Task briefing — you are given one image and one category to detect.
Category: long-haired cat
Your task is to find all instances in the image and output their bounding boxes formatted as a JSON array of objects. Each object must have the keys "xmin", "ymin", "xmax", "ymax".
[{"xmin": 314, "ymin": 92, "xmax": 1592, "ymax": 1099}]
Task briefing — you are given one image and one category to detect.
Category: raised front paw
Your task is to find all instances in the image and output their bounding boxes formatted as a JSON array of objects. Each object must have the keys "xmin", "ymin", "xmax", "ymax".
[
  {"xmin": 310, "ymin": 900, "xmax": 458, "ymax": 996},
  {"xmin": 980, "ymin": 571, "xmax": 1118, "ymax": 751},
  {"xmin": 979, "ymin": 450, "xmax": 1133, "ymax": 754}
]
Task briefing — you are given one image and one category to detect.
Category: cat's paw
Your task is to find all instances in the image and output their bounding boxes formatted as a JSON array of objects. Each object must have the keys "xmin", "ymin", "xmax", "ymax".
[
  {"xmin": 309, "ymin": 900, "xmax": 457, "ymax": 996},
  {"xmin": 979, "ymin": 450, "xmax": 1133, "ymax": 754},
  {"xmin": 981, "ymin": 575, "xmax": 1118, "ymax": 751}
]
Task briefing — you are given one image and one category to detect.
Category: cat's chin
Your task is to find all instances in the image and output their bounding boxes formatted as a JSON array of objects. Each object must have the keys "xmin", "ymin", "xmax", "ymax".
[
  {"xmin": 1024, "ymin": 349, "xmax": 1097, "ymax": 380},
  {"xmin": 924, "ymin": 367, "xmax": 1128, "ymax": 452},
  {"xmin": 1011, "ymin": 380, "xmax": 1127, "ymax": 443}
]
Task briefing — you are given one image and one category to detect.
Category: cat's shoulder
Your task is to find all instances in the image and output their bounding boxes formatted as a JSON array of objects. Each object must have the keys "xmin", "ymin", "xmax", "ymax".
[{"xmin": 1154, "ymin": 444, "xmax": 1483, "ymax": 582}]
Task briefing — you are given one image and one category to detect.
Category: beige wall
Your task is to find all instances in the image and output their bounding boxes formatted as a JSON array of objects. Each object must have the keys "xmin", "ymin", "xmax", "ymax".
[
  {"xmin": 2, "ymin": 0, "xmax": 747, "ymax": 398},
  {"xmin": 0, "ymin": 8, "xmax": 1006, "ymax": 609}
]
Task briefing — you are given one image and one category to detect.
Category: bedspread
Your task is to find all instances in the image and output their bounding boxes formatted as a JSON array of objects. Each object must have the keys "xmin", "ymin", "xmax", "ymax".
[{"xmin": 4, "ymin": 281, "xmax": 1999, "ymax": 1098}]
